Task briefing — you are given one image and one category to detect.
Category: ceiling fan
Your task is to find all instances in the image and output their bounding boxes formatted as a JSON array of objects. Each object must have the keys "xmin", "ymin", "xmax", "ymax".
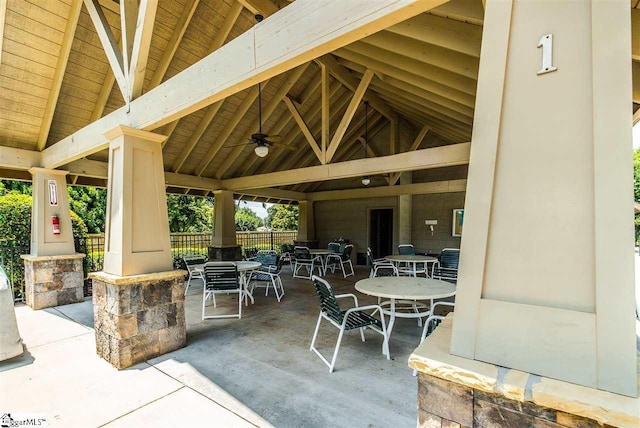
[{"xmin": 248, "ymin": 81, "xmax": 295, "ymax": 157}]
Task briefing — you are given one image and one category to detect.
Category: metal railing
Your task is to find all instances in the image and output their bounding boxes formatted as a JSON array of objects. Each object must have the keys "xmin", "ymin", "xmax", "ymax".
[{"xmin": 2, "ymin": 231, "xmax": 298, "ymax": 299}]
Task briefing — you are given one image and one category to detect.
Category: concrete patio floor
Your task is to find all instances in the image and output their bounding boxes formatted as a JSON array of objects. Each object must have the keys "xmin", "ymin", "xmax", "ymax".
[{"xmin": 0, "ymin": 266, "xmax": 425, "ymax": 427}]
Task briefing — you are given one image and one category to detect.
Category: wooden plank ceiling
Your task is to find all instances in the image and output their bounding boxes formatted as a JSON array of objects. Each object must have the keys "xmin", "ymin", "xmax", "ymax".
[{"xmin": 0, "ymin": 0, "xmax": 638, "ymax": 202}]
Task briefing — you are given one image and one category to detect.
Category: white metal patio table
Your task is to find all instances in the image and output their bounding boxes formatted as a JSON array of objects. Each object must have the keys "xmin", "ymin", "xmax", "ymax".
[
  {"xmin": 309, "ymin": 249, "xmax": 334, "ymax": 274},
  {"xmin": 355, "ymin": 277, "xmax": 455, "ymax": 353},
  {"xmin": 384, "ymin": 254, "xmax": 438, "ymax": 277}
]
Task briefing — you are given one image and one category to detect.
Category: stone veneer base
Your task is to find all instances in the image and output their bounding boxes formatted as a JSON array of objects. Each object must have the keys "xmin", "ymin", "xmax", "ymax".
[
  {"xmin": 208, "ymin": 245, "xmax": 242, "ymax": 261},
  {"xmin": 90, "ymin": 270, "xmax": 187, "ymax": 369},
  {"xmin": 21, "ymin": 254, "xmax": 85, "ymax": 310},
  {"xmin": 409, "ymin": 315, "xmax": 640, "ymax": 428}
]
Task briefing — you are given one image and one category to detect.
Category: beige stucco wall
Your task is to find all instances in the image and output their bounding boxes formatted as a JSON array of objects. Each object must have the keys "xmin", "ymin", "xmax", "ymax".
[{"xmin": 411, "ymin": 192, "xmax": 466, "ymax": 254}]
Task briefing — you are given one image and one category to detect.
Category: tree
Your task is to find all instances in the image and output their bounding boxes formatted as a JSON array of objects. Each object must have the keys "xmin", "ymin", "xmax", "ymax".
[
  {"xmin": 235, "ymin": 206, "xmax": 263, "ymax": 231},
  {"xmin": 167, "ymin": 194, "xmax": 213, "ymax": 232},
  {"xmin": 634, "ymin": 149, "xmax": 640, "ymax": 244},
  {"xmin": 266, "ymin": 204, "xmax": 298, "ymax": 230},
  {"xmin": 67, "ymin": 186, "xmax": 107, "ymax": 233}
]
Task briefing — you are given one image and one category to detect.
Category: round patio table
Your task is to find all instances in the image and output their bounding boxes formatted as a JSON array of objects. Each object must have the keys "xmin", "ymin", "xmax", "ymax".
[
  {"xmin": 385, "ymin": 254, "xmax": 438, "ymax": 277},
  {"xmin": 234, "ymin": 261, "xmax": 261, "ymax": 304},
  {"xmin": 355, "ymin": 277, "xmax": 455, "ymax": 353}
]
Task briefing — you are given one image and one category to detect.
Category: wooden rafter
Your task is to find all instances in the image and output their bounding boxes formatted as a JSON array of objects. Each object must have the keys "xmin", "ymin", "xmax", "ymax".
[
  {"xmin": 127, "ymin": 0, "xmax": 158, "ymax": 99},
  {"xmin": 42, "ymin": 0, "xmax": 449, "ymax": 169},
  {"xmin": 317, "ymin": 54, "xmax": 397, "ymax": 120},
  {"xmin": 236, "ymin": 0, "xmax": 279, "ymax": 16},
  {"xmin": 216, "ymin": 64, "xmax": 310, "ymax": 179},
  {"xmin": 388, "ymin": 124, "xmax": 430, "ymax": 185},
  {"xmin": 321, "ymin": 64, "xmax": 330, "ymax": 163},
  {"xmin": 120, "ymin": 0, "xmax": 137, "ymax": 80},
  {"xmin": 307, "ymin": 179, "xmax": 467, "ymax": 201},
  {"xmin": 325, "ymin": 69, "xmax": 374, "ymax": 163},
  {"xmin": 83, "ymin": 0, "xmax": 128, "ymax": 102},
  {"xmin": 165, "ymin": 1, "xmax": 243, "ymax": 170},
  {"xmin": 36, "ymin": 0, "xmax": 83, "ymax": 151},
  {"xmin": 284, "ymin": 96, "xmax": 323, "ymax": 162},
  {"xmin": 195, "ymin": 83, "xmax": 267, "ymax": 176}
]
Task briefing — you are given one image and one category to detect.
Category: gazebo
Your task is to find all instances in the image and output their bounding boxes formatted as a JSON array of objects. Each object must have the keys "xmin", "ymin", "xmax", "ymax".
[{"xmin": 0, "ymin": 0, "xmax": 638, "ymax": 426}]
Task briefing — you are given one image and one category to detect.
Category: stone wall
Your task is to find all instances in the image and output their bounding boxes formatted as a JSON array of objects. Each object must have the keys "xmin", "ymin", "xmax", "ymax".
[
  {"xmin": 418, "ymin": 374, "xmax": 610, "ymax": 428},
  {"xmin": 22, "ymin": 254, "xmax": 85, "ymax": 310},
  {"xmin": 91, "ymin": 270, "xmax": 186, "ymax": 369}
]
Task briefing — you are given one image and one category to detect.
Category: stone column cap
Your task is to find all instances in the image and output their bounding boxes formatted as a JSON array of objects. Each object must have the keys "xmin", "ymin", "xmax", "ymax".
[
  {"xmin": 21, "ymin": 253, "xmax": 86, "ymax": 261},
  {"xmin": 89, "ymin": 269, "xmax": 187, "ymax": 285}
]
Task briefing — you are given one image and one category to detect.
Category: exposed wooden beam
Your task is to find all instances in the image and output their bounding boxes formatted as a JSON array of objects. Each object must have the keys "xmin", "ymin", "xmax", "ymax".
[
  {"xmin": 255, "ymin": 81, "xmax": 345, "ymax": 175},
  {"xmin": 120, "ymin": 0, "xmax": 137, "ymax": 82},
  {"xmin": 363, "ymin": 30, "xmax": 479, "ymax": 79},
  {"xmin": 223, "ymin": 143, "xmax": 470, "ymax": 190},
  {"xmin": 308, "ymin": 179, "xmax": 466, "ymax": 201},
  {"xmin": 300, "ymin": 67, "xmax": 322, "ymax": 105},
  {"xmin": 385, "ymin": 13, "xmax": 482, "ymax": 58},
  {"xmin": 321, "ymin": 64, "xmax": 330, "ymax": 164},
  {"xmin": 317, "ymin": 54, "xmax": 397, "ymax": 120},
  {"xmin": 83, "ymin": 0, "xmax": 128, "ymax": 102},
  {"xmin": 216, "ymin": 64, "xmax": 310, "ymax": 178},
  {"xmin": 91, "ymin": 71, "xmax": 116, "ymax": 122},
  {"xmin": 0, "ymin": 146, "xmax": 41, "ymax": 170},
  {"xmin": 167, "ymin": 1, "xmax": 243, "ymax": 169},
  {"xmin": 127, "ymin": 0, "xmax": 158, "ymax": 99},
  {"xmin": 36, "ymin": 0, "xmax": 83, "ymax": 151},
  {"xmin": 0, "ymin": 0, "xmax": 6, "ymax": 65},
  {"xmin": 172, "ymin": 101, "xmax": 224, "ymax": 172},
  {"xmin": 284, "ymin": 97, "xmax": 323, "ymax": 162},
  {"xmin": 195, "ymin": 84, "xmax": 267, "ymax": 176},
  {"xmin": 149, "ymin": 0, "xmax": 200, "ymax": 88},
  {"xmin": 389, "ymin": 124, "xmax": 430, "ymax": 185},
  {"xmin": 633, "ymin": 107, "xmax": 640, "ymax": 126},
  {"xmin": 333, "ymin": 48, "xmax": 475, "ymax": 108},
  {"xmin": 326, "ymin": 69, "xmax": 374, "ymax": 163},
  {"xmin": 43, "ymin": 0, "xmax": 448, "ymax": 169}
]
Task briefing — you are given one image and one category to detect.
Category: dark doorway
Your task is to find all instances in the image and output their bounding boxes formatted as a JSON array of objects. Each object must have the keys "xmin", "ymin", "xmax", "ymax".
[{"xmin": 369, "ymin": 208, "xmax": 393, "ymax": 259}]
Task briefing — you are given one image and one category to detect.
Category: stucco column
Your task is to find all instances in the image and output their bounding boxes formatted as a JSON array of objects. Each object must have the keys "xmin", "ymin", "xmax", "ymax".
[
  {"xmin": 102, "ymin": 125, "xmax": 173, "ymax": 276},
  {"xmin": 209, "ymin": 190, "xmax": 241, "ymax": 260},
  {"xmin": 93, "ymin": 125, "xmax": 186, "ymax": 369},
  {"xmin": 297, "ymin": 200, "xmax": 315, "ymax": 241},
  {"xmin": 398, "ymin": 172, "xmax": 412, "ymax": 247},
  {"xmin": 449, "ymin": 0, "xmax": 636, "ymax": 397},
  {"xmin": 22, "ymin": 168, "xmax": 84, "ymax": 309}
]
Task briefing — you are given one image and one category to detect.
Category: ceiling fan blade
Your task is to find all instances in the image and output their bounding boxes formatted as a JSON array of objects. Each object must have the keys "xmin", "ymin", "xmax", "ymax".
[
  {"xmin": 264, "ymin": 134, "xmax": 282, "ymax": 143},
  {"xmin": 272, "ymin": 142, "xmax": 297, "ymax": 151}
]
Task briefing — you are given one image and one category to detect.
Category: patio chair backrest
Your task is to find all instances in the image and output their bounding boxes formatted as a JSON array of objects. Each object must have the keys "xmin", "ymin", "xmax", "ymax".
[
  {"xmin": 398, "ymin": 244, "xmax": 415, "ymax": 256},
  {"xmin": 183, "ymin": 255, "xmax": 205, "ymax": 266},
  {"xmin": 439, "ymin": 248, "xmax": 460, "ymax": 270},
  {"xmin": 312, "ymin": 276, "xmax": 343, "ymax": 324},
  {"xmin": 341, "ymin": 244, "xmax": 353, "ymax": 260},
  {"xmin": 328, "ymin": 242, "xmax": 340, "ymax": 253},
  {"xmin": 203, "ymin": 262, "xmax": 239, "ymax": 291},
  {"xmin": 255, "ymin": 252, "xmax": 278, "ymax": 269},
  {"xmin": 281, "ymin": 243, "xmax": 294, "ymax": 254},
  {"xmin": 366, "ymin": 247, "xmax": 375, "ymax": 265},
  {"xmin": 294, "ymin": 246, "xmax": 311, "ymax": 260}
]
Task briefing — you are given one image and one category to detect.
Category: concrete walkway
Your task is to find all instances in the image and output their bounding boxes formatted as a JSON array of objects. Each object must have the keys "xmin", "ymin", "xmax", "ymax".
[{"xmin": 0, "ymin": 267, "xmax": 422, "ymax": 427}]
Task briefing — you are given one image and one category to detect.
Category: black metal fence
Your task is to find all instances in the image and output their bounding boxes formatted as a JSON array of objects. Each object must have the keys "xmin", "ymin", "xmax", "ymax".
[{"xmin": 2, "ymin": 231, "xmax": 298, "ymax": 299}]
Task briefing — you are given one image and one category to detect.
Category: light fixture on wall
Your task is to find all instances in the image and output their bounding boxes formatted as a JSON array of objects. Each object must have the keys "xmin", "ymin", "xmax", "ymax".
[{"xmin": 362, "ymin": 100, "xmax": 370, "ymax": 186}]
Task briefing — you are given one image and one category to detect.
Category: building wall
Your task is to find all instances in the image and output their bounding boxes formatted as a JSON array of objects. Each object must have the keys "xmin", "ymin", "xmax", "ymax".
[
  {"xmin": 314, "ymin": 192, "xmax": 466, "ymax": 261},
  {"xmin": 411, "ymin": 192, "xmax": 466, "ymax": 255}
]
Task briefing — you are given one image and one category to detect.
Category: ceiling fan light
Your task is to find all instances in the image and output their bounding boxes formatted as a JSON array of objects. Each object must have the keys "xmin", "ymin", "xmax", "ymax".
[
  {"xmin": 362, "ymin": 176, "xmax": 371, "ymax": 186},
  {"xmin": 254, "ymin": 145, "xmax": 269, "ymax": 157}
]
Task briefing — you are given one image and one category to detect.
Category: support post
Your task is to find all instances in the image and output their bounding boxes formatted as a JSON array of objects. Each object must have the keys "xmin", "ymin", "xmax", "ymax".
[
  {"xmin": 398, "ymin": 172, "xmax": 412, "ymax": 247},
  {"xmin": 209, "ymin": 190, "xmax": 241, "ymax": 260},
  {"xmin": 22, "ymin": 168, "xmax": 84, "ymax": 309},
  {"xmin": 447, "ymin": 0, "xmax": 636, "ymax": 397},
  {"xmin": 295, "ymin": 200, "xmax": 317, "ymax": 248}
]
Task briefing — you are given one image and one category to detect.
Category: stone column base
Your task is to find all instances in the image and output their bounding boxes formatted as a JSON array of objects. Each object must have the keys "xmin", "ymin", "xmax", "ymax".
[
  {"xmin": 208, "ymin": 245, "xmax": 242, "ymax": 261},
  {"xmin": 409, "ymin": 315, "xmax": 640, "ymax": 428},
  {"xmin": 21, "ymin": 254, "xmax": 85, "ymax": 310},
  {"xmin": 90, "ymin": 270, "xmax": 187, "ymax": 369}
]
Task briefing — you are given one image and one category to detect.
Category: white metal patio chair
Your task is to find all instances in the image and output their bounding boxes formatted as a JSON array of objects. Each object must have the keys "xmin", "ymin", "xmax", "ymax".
[
  {"xmin": 310, "ymin": 276, "xmax": 389, "ymax": 373},
  {"xmin": 325, "ymin": 244, "xmax": 354, "ymax": 278},
  {"xmin": 249, "ymin": 252, "xmax": 285, "ymax": 301},
  {"xmin": 413, "ymin": 301, "xmax": 455, "ymax": 376},
  {"xmin": 183, "ymin": 255, "xmax": 206, "ymax": 295},
  {"xmin": 366, "ymin": 247, "xmax": 398, "ymax": 278},
  {"xmin": 431, "ymin": 248, "xmax": 460, "ymax": 284},
  {"xmin": 202, "ymin": 262, "xmax": 243, "ymax": 320},
  {"xmin": 293, "ymin": 246, "xmax": 322, "ymax": 279}
]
